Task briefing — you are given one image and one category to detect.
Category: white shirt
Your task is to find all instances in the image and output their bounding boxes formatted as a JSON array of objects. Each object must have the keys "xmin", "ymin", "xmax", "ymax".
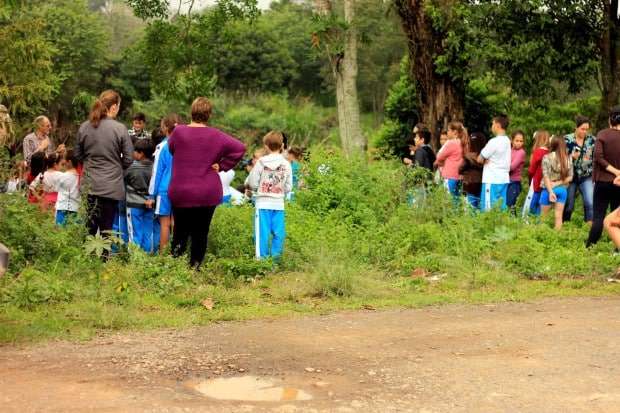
[
  {"xmin": 54, "ymin": 171, "xmax": 80, "ymax": 212},
  {"xmin": 218, "ymin": 170, "xmax": 235, "ymax": 197},
  {"xmin": 480, "ymin": 135, "xmax": 511, "ymax": 184}
]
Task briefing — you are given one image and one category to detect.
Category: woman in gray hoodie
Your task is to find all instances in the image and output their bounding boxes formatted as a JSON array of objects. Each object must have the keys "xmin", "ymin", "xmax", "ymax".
[{"xmin": 75, "ymin": 90, "xmax": 133, "ymax": 237}]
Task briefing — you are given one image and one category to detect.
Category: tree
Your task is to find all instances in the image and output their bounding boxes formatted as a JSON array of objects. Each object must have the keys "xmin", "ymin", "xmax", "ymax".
[
  {"xmin": 0, "ymin": 3, "xmax": 60, "ymax": 123},
  {"xmin": 393, "ymin": 0, "xmax": 467, "ymax": 144},
  {"xmin": 473, "ymin": 0, "xmax": 619, "ymax": 129},
  {"xmin": 313, "ymin": 0, "xmax": 365, "ymax": 156},
  {"xmin": 598, "ymin": 0, "xmax": 620, "ymax": 127},
  {"xmin": 34, "ymin": 0, "xmax": 109, "ymax": 133}
]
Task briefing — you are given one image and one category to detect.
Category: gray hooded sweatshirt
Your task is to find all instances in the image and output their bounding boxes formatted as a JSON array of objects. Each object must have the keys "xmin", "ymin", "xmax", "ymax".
[{"xmin": 75, "ymin": 118, "xmax": 134, "ymax": 201}]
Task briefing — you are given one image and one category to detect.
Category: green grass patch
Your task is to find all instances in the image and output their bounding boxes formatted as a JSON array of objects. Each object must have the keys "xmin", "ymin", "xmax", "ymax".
[{"xmin": 1, "ymin": 148, "xmax": 619, "ymax": 343}]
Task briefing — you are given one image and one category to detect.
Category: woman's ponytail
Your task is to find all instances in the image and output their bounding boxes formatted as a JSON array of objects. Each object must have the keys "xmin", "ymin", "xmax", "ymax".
[{"xmin": 88, "ymin": 90, "xmax": 121, "ymax": 128}]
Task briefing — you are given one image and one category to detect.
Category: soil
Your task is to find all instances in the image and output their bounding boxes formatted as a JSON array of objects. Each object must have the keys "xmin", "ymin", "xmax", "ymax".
[{"xmin": 1, "ymin": 296, "xmax": 620, "ymax": 412}]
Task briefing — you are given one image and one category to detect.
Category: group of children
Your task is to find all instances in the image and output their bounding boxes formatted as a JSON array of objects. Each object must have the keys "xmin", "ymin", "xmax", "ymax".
[
  {"xmin": 10, "ymin": 112, "xmax": 304, "ymax": 261},
  {"xmin": 405, "ymin": 114, "xmax": 577, "ymax": 230}
]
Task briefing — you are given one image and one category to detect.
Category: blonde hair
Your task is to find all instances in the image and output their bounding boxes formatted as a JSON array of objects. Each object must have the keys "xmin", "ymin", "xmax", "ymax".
[
  {"xmin": 532, "ymin": 130, "xmax": 550, "ymax": 150},
  {"xmin": 263, "ymin": 131, "xmax": 284, "ymax": 152},
  {"xmin": 190, "ymin": 97, "xmax": 213, "ymax": 124}
]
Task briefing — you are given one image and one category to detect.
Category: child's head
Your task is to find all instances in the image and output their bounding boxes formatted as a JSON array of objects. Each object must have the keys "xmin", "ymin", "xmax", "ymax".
[
  {"xmin": 469, "ymin": 132, "xmax": 487, "ymax": 155},
  {"xmin": 30, "ymin": 152, "xmax": 46, "ymax": 177},
  {"xmin": 532, "ymin": 130, "xmax": 550, "ymax": 150},
  {"xmin": 151, "ymin": 127, "xmax": 165, "ymax": 147},
  {"xmin": 62, "ymin": 149, "xmax": 78, "ymax": 170},
  {"xmin": 511, "ymin": 130, "xmax": 525, "ymax": 150},
  {"xmin": 439, "ymin": 129, "xmax": 448, "ymax": 146},
  {"xmin": 132, "ymin": 112, "xmax": 146, "ymax": 133},
  {"xmin": 491, "ymin": 114, "xmax": 509, "ymax": 135},
  {"xmin": 133, "ymin": 139, "xmax": 154, "ymax": 161},
  {"xmin": 287, "ymin": 146, "xmax": 303, "ymax": 162},
  {"xmin": 414, "ymin": 129, "xmax": 431, "ymax": 148},
  {"xmin": 263, "ymin": 131, "xmax": 284, "ymax": 154},
  {"xmin": 45, "ymin": 153, "xmax": 60, "ymax": 171},
  {"xmin": 160, "ymin": 113, "xmax": 181, "ymax": 136}
]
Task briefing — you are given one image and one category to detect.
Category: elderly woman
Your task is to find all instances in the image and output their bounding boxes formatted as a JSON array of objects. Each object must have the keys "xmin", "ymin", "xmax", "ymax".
[
  {"xmin": 22, "ymin": 115, "xmax": 64, "ymax": 164},
  {"xmin": 168, "ymin": 97, "xmax": 246, "ymax": 267},
  {"xmin": 75, "ymin": 90, "xmax": 133, "ymax": 237}
]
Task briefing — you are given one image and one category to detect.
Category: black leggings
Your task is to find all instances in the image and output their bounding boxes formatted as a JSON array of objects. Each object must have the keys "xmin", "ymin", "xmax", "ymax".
[
  {"xmin": 86, "ymin": 195, "xmax": 118, "ymax": 237},
  {"xmin": 586, "ymin": 181, "xmax": 620, "ymax": 247},
  {"xmin": 172, "ymin": 205, "xmax": 217, "ymax": 267}
]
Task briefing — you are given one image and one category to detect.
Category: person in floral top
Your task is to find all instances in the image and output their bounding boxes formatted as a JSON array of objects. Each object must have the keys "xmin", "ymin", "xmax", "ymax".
[{"xmin": 563, "ymin": 115, "xmax": 595, "ymax": 224}]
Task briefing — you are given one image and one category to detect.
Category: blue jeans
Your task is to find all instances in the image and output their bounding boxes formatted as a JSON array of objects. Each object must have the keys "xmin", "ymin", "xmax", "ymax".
[
  {"xmin": 506, "ymin": 181, "xmax": 522, "ymax": 208},
  {"xmin": 562, "ymin": 176, "xmax": 594, "ymax": 222}
]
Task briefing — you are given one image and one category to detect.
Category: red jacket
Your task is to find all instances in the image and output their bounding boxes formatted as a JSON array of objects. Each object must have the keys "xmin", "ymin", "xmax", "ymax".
[{"xmin": 528, "ymin": 147, "xmax": 549, "ymax": 192}]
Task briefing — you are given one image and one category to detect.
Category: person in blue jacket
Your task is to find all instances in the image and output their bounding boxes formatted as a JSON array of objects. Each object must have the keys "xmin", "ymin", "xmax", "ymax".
[{"xmin": 146, "ymin": 113, "xmax": 180, "ymax": 253}]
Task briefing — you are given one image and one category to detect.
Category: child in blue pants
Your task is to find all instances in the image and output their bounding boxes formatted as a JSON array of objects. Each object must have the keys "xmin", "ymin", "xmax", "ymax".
[
  {"xmin": 125, "ymin": 139, "xmax": 159, "ymax": 253},
  {"xmin": 248, "ymin": 131, "xmax": 293, "ymax": 259}
]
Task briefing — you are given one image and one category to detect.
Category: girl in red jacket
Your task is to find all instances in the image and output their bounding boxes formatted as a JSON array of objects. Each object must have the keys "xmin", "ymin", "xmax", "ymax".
[{"xmin": 522, "ymin": 130, "xmax": 550, "ymax": 217}]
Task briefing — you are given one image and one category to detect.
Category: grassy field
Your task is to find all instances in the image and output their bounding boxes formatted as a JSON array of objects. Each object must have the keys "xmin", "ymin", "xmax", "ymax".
[{"xmin": 1, "ymin": 150, "xmax": 619, "ymax": 343}]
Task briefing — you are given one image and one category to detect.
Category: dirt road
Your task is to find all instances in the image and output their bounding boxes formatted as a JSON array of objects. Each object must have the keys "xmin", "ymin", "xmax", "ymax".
[{"xmin": 1, "ymin": 297, "xmax": 619, "ymax": 412}]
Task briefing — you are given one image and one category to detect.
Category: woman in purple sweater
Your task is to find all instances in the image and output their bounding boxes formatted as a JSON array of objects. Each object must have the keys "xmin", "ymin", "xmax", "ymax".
[{"xmin": 168, "ymin": 97, "xmax": 246, "ymax": 266}]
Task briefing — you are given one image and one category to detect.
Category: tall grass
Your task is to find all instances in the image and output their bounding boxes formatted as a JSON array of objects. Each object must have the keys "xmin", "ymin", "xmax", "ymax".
[{"xmin": 0, "ymin": 147, "xmax": 618, "ymax": 342}]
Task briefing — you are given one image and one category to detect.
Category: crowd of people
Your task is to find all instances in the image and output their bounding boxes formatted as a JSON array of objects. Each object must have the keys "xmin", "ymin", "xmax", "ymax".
[
  {"xmin": 403, "ymin": 108, "xmax": 620, "ymax": 250},
  {"xmin": 4, "ymin": 89, "xmax": 620, "ymax": 267},
  {"xmin": 5, "ymin": 90, "xmax": 303, "ymax": 267}
]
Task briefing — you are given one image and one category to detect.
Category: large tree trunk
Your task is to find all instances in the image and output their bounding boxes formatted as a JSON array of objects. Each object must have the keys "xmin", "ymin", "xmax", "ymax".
[
  {"xmin": 597, "ymin": 0, "xmax": 620, "ymax": 129},
  {"xmin": 314, "ymin": 0, "xmax": 365, "ymax": 156},
  {"xmin": 395, "ymin": 0, "xmax": 465, "ymax": 149}
]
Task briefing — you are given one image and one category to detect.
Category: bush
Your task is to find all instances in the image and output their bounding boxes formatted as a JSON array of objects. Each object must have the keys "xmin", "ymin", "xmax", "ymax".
[{"xmin": 0, "ymin": 146, "xmax": 617, "ymax": 328}]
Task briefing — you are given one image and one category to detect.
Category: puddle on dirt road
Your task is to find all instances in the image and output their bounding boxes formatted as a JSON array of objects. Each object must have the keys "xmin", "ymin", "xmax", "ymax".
[{"xmin": 188, "ymin": 376, "xmax": 313, "ymax": 402}]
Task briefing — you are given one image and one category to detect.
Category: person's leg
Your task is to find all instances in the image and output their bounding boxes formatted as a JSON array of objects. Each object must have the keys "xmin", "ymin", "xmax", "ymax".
[
  {"xmin": 150, "ymin": 212, "xmax": 160, "ymax": 254},
  {"xmin": 126, "ymin": 207, "xmax": 136, "ymax": 245},
  {"xmin": 55, "ymin": 210, "xmax": 66, "ymax": 226},
  {"xmin": 554, "ymin": 202, "xmax": 565, "ymax": 230},
  {"xmin": 604, "ymin": 208, "xmax": 620, "ymax": 248},
  {"xmin": 171, "ymin": 207, "xmax": 191, "ymax": 258},
  {"xmin": 86, "ymin": 195, "xmax": 101, "ymax": 236},
  {"xmin": 270, "ymin": 210, "xmax": 286, "ymax": 259},
  {"xmin": 587, "ymin": 182, "xmax": 611, "ymax": 247},
  {"xmin": 255, "ymin": 209, "xmax": 271, "ymax": 259},
  {"xmin": 531, "ymin": 191, "xmax": 542, "ymax": 216},
  {"xmin": 480, "ymin": 183, "xmax": 490, "ymax": 212},
  {"xmin": 521, "ymin": 181, "xmax": 535, "ymax": 217},
  {"xmin": 99, "ymin": 198, "xmax": 117, "ymax": 235},
  {"xmin": 159, "ymin": 216, "xmax": 171, "ymax": 253},
  {"xmin": 506, "ymin": 181, "xmax": 519, "ymax": 208},
  {"xmin": 539, "ymin": 189, "xmax": 552, "ymax": 219},
  {"xmin": 562, "ymin": 181, "xmax": 577, "ymax": 222},
  {"xmin": 553, "ymin": 186, "xmax": 568, "ymax": 230},
  {"xmin": 189, "ymin": 206, "xmax": 216, "ymax": 267},
  {"xmin": 580, "ymin": 177, "xmax": 594, "ymax": 224}
]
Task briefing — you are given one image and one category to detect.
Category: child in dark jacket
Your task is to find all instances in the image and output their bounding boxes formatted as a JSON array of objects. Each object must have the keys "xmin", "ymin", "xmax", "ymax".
[
  {"xmin": 125, "ymin": 139, "xmax": 158, "ymax": 253},
  {"xmin": 459, "ymin": 132, "xmax": 487, "ymax": 209}
]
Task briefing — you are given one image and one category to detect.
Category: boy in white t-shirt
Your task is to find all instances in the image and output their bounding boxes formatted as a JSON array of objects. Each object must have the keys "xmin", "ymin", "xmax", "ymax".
[{"xmin": 478, "ymin": 115, "xmax": 511, "ymax": 211}]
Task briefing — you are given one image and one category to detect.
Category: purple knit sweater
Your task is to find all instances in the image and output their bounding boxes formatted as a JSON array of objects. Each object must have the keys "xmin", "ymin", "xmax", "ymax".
[{"xmin": 168, "ymin": 125, "xmax": 245, "ymax": 208}]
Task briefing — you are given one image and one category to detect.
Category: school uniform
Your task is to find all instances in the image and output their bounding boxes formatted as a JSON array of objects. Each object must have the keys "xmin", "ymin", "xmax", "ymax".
[
  {"xmin": 126, "ymin": 159, "xmax": 158, "ymax": 253},
  {"xmin": 248, "ymin": 153, "xmax": 293, "ymax": 259},
  {"xmin": 480, "ymin": 135, "xmax": 511, "ymax": 211}
]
